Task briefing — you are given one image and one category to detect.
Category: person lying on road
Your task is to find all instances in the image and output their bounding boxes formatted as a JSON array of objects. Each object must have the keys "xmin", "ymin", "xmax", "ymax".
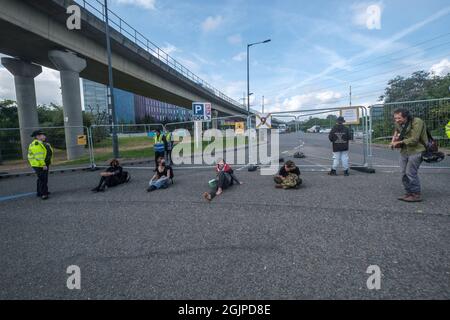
[{"xmin": 203, "ymin": 159, "xmax": 242, "ymax": 201}]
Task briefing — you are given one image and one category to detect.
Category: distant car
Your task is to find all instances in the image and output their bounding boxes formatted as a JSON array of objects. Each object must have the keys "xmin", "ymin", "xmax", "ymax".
[
  {"xmin": 320, "ymin": 128, "xmax": 331, "ymax": 134},
  {"xmin": 307, "ymin": 125, "xmax": 321, "ymax": 133},
  {"xmin": 278, "ymin": 125, "xmax": 287, "ymax": 133},
  {"xmin": 354, "ymin": 131, "xmax": 364, "ymax": 139}
]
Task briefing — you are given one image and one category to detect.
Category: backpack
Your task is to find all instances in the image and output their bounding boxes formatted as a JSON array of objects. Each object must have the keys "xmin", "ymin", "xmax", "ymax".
[{"xmin": 421, "ymin": 127, "xmax": 445, "ymax": 163}]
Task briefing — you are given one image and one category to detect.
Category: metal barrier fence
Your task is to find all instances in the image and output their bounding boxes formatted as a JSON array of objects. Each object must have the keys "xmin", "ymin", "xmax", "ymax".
[
  {"xmin": 260, "ymin": 106, "xmax": 372, "ymax": 171},
  {"xmin": 164, "ymin": 115, "xmax": 251, "ymax": 166},
  {"xmin": 0, "ymin": 126, "xmax": 91, "ymax": 174},
  {"xmin": 89, "ymin": 123, "xmax": 165, "ymax": 168},
  {"xmin": 370, "ymin": 98, "xmax": 450, "ymax": 169}
]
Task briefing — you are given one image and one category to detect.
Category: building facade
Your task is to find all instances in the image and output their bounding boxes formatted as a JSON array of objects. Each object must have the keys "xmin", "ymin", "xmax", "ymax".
[{"xmin": 81, "ymin": 79, "xmax": 192, "ymax": 124}]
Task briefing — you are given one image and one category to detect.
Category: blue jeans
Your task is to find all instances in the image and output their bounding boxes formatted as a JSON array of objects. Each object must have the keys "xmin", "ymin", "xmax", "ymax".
[
  {"xmin": 149, "ymin": 176, "xmax": 169, "ymax": 189},
  {"xmin": 332, "ymin": 151, "xmax": 349, "ymax": 170},
  {"xmin": 400, "ymin": 153, "xmax": 422, "ymax": 194}
]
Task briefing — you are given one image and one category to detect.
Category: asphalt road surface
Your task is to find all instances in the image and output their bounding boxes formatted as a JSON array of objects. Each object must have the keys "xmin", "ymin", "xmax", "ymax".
[{"xmin": 0, "ymin": 132, "xmax": 449, "ymax": 299}]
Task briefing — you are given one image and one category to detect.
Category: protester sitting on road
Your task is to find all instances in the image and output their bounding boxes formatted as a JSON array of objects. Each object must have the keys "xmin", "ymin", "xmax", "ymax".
[
  {"xmin": 273, "ymin": 160, "xmax": 302, "ymax": 189},
  {"xmin": 91, "ymin": 159, "xmax": 130, "ymax": 192},
  {"xmin": 147, "ymin": 156, "xmax": 173, "ymax": 192},
  {"xmin": 203, "ymin": 159, "xmax": 242, "ymax": 201}
]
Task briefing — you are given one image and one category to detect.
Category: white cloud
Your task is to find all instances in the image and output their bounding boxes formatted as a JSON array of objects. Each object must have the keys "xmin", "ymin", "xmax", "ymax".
[
  {"xmin": 115, "ymin": 0, "xmax": 156, "ymax": 10},
  {"xmin": 201, "ymin": 15, "xmax": 224, "ymax": 32},
  {"xmin": 314, "ymin": 46, "xmax": 351, "ymax": 71},
  {"xmin": 227, "ymin": 34, "xmax": 242, "ymax": 45},
  {"xmin": 430, "ymin": 58, "xmax": 450, "ymax": 76},
  {"xmin": 232, "ymin": 52, "xmax": 246, "ymax": 62},
  {"xmin": 0, "ymin": 60, "xmax": 61, "ymax": 105},
  {"xmin": 280, "ymin": 91, "xmax": 343, "ymax": 111},
  {"xmin": 161, "ymin": 43, "xmax": 178, "ymax": 55}
]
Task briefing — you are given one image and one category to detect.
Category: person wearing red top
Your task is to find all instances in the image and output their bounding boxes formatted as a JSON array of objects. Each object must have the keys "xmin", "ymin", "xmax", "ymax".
[{"xmin": 203, "ymin": 159, "xmax": 242, "ymax": 201}]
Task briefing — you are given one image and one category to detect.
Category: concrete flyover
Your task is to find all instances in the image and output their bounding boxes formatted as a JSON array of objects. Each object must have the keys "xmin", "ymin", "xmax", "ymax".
[{"xmin": 0, "ymin": 0, "xmax": 248, "ymax": 159}]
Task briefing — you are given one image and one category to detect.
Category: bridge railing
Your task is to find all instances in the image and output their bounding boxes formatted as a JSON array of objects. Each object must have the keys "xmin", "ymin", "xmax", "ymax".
[{"xmin": 77, "ymin": 0, "xmax": 243, "ymax": 109}]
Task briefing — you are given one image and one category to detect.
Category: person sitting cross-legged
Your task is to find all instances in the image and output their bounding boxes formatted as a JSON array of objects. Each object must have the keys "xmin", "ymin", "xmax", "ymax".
[
  {"xmin": 273, "ymin": 160, "xmax": 302, "ymax": 189},
  {"xmin": 147, "ymin": 157, "xmax": 173, "ymax": 192}
]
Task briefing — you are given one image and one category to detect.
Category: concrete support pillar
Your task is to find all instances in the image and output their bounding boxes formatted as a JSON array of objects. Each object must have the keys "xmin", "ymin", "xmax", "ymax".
[
  {"xmin": 1, "ymin": 57, "xmax": 42, "ymax": 160},
  {"xmin": 48, "ymin": 50, "xmax": 86, "ymax": 160}
]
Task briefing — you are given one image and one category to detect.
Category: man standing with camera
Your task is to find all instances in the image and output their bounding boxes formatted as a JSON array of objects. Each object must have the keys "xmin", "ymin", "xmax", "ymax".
[{"xmin": 390, "ymin": 109, "xmax": 428, "ymax": 202}]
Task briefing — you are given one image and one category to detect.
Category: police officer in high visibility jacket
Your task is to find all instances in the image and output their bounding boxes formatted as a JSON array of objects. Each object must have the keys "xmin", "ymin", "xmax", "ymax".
[
  {"xmin": 165, "ymin": 130, "xmax": 173, "ymax": 165},
  {"xmin": 153, "ymin": 129, "xmax": 165, "ymax": 165},
  {"xmin": 446, "ymin": 121, "xmax": 450, "ymax": 139},
  {"xmin": 28, "ymin": 130, "xmax": 53, "ymax": 200}
]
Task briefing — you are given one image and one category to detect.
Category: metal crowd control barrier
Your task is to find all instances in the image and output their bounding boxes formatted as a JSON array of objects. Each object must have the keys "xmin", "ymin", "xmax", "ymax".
[
  {"xmin": 164, "ymin": 115, "xmax": 251, "ymax": 166},
  {"xmin": 261, "ymin": 106, "xmax": 373, "ymax": 172},
  {"xmin": 89, "ymin": 123, "xmax": 165, "ymax": 168},
  {"xmin": 369, "ymin": 98, "xmax": 450, "ymax": 170},
  {"xmin": 0, "ymin": 126, "xmax": 92, "ymax": 175}
]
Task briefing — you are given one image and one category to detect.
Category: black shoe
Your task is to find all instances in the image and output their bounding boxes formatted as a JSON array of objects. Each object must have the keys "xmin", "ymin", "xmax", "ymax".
[
  {"xmin": 344, "ymin": 170, "xmax": 349, "ymax": 176},
  {"xmin": 91, "ymin": 187, "xmax": 99, "ymax": 192},
  {"xmin": 41, "ymin": 195, "xmax": 49, "ymax": 200},
  {"xmin": 329, "ymin": 169, "xmax": 337, "ymax": 176},
  {"xmin": 147, "ymin": 185, "xmax": 157, "ymax": 192}
]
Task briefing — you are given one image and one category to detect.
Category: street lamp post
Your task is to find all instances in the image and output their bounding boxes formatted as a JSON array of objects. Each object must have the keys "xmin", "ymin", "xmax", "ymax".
[
  {"xmin": 247, "ymin": 39, "xmax": 271, "ymax": 118},
  {"xmin": 104, "ymin": 0, "xmax": 119, "ymax": 158}
]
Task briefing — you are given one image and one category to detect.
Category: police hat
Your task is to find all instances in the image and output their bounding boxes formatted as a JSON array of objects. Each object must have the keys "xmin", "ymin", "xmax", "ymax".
[
  {"xmin": 30, "ymin": 130, "xmax": 46, "ymax": 137},
  {"xmin": 337, "ymin": 116, "xmax": 345, "ymax": 124}
]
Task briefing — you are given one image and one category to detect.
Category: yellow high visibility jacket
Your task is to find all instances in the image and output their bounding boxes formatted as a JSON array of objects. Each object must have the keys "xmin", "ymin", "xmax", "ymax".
[
  {"xmin": 154, "ymin": 134, "xmax": 165, "ymax": 152},
  {"xmin": 28, "ymin": 139, "xmax": 52, "ymax": 168},
  {"xmin": 446, "ymin": 121, "xmax": 450, "ymax": 139}
]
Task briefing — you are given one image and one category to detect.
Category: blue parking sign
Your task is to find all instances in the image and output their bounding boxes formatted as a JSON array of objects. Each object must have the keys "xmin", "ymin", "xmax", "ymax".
[{"xmin": 192, "ymin": 102, "xmax": 206, "ymax": 121}]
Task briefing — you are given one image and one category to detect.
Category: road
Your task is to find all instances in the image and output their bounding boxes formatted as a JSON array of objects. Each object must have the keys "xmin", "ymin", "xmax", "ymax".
[{"xmin": 0, "ymin": 132, "xmax": 449, "ymax": 299}]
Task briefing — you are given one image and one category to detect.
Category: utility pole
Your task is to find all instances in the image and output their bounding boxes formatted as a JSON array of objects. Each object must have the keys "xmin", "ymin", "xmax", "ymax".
[
  {"xmin": 349, "ymin": 85, "xmax": 352, "ymax": 107},
  {"xmin": 262, "ymin": 95, "xmax": 265, "ymax": 114}
]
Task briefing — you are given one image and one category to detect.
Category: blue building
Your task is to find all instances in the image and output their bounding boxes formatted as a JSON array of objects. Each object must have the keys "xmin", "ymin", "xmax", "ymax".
[{"xmin": 82, "ymin": 79, "xmax": 192, "ymax": 124}]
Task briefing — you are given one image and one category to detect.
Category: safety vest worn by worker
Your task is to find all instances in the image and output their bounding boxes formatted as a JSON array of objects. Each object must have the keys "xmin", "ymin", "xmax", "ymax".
[
  {"xmin": 28, "ymin": 139, "xmax": 52, "ymax": 168},
  {"xmin": 446, "ymin": 121, "xmax": 450, "ymax": 139},
  {"xmin": 154, "ymin": 134, "xmax": 165, "ymax": 153},
  {"xmin": 165, "ymin": 132, "xmax": 173, "ymax": 150}
]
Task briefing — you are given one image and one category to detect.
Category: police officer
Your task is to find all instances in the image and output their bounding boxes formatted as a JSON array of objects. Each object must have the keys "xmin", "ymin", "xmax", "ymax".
[
  {"xmin": 446, "ymin": 121, "xmax": 450, "ymax": 139},
  {"xmin": 153, "ymin": 129, "xmax": 165, "ymax": 165},
  {"xmin": 165, "ymin": 130, "xmax": 173, "ymax": 165},
  {"xmin": 446, "ymin": 121, "xmax": 450, "ymax": 156},
  {"xmin": 28, "ymin": 130, "xmax": 53, "ymax": 200}
]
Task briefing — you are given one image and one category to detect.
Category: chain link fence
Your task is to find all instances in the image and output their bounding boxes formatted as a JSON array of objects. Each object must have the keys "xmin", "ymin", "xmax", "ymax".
[
  {"xmin": 0, "ymin": 126, "xmax": 91, "ymax": 174},
  {"xmin": 370, "ymin": 98, "xmax": 450, "ymax": 169},
  {"xmin": 89, "ymin": 123, "xmax": 165, "ymax": 168}
]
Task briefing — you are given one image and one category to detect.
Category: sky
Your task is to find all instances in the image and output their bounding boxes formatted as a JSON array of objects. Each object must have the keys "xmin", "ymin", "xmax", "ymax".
[{"xmin": 1, "ymin": 0, "xmax": 450, "ymax": 113}]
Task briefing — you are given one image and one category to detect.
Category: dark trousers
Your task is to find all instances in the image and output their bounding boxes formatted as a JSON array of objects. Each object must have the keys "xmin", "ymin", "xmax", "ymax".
[
  {"xmin": 165, "ymin": 149, "xmax": 173, "ymax": 165},
  {"xmin": 96, "ymin": 175, "xmax": 122, "ymax": 190},
  {"xmin": 33, "ymin": 167, "xmax": 49, "ymax": 196},
  {"xmin": 209, "ymin": 171, "xmax": 232, "ymax": 199}
]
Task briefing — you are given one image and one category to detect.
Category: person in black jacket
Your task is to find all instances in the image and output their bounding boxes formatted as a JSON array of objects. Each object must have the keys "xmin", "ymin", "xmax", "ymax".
[
  {"xmin": 328, "ymin": 116, "xmax": 351, "ymax": 176},
  {"xmin": 91, "ymin": 159, "xmax": 130, "ymax": 192}
]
